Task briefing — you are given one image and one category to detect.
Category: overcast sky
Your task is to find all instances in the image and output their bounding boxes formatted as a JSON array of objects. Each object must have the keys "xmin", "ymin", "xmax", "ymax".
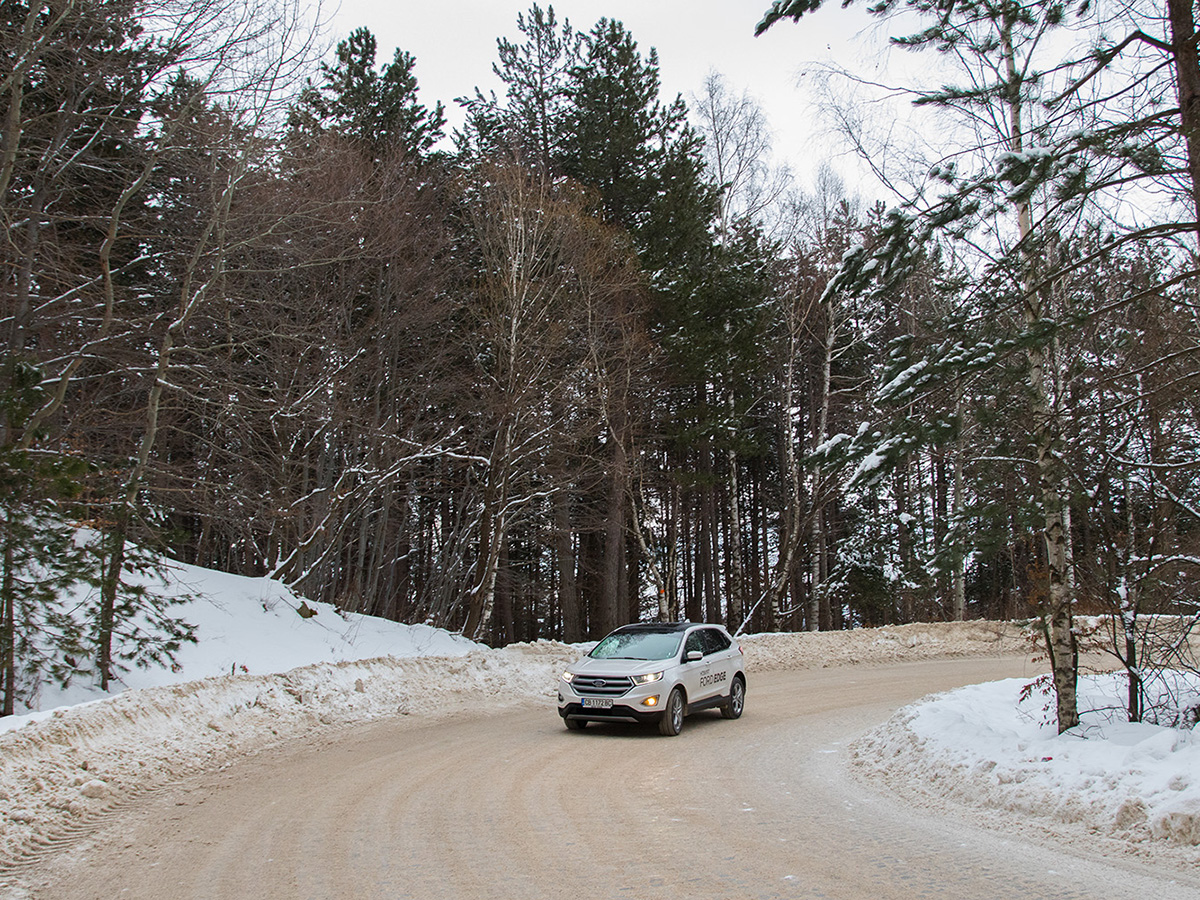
[{"xmin": 323, "ymin": 0, "xmax": 895, "ymax": 192}]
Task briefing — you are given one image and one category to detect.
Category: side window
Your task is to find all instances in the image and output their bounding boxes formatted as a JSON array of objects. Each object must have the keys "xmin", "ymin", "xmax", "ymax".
[
  {"xmin": 702, "ymin": 629, "xmax": 730, "ymax": 655},
  {"xmin": 684, "ymin": 631, "xmax": 704, "ymax": 657}
]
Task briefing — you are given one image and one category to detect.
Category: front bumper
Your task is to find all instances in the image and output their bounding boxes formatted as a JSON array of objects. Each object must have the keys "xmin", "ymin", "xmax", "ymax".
[
  {"xmin": 557, "ymin": 678, "xmax": 668, "ymax": 725},
  {"xmin": 557, "ymin": 700, "xmax": 666, "ymax": 725}
]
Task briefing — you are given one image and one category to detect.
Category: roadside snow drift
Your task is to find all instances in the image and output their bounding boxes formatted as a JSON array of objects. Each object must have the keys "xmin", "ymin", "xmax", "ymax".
[
  {"xmin": 0, "ymin": 642, "xmax": 581, "ymax": 864},
  {"xmin": 15, "ymin": 558, "xmax": 480, "ymax": 717},
  {"xmin": 852, "ymin": 673, "xmax": 1200, "ymax": 846}
]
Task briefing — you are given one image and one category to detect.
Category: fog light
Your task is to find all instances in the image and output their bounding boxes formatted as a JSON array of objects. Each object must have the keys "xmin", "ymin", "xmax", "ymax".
[{"xmin": 642, "ymin": 696, "xmax": 659, "ymax": 707}]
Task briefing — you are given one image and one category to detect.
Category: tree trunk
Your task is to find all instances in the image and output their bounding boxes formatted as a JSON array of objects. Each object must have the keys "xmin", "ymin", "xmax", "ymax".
[
  {"xmin": 725, "ymin": 444, "xmax": 745, "ymax": 631},
  {"xmin": 600, "ymin": 459, "xmax": 626, "ymax": 635},
  {"xmin": 1002, "ymin": 13, "xmax": 1078, "ymax": 732},
  {"xmin": 554, "ymin": 487, "xmax": 581, "ymax": 641},
  {"xmin": 895, "ymin": 461, "xmax": 914, "ymax": 622},
  {"xmin": 666, "ymin": 483, "xmax": 680, "ymax": 620},
  {"xmin": 463, "ymin": 495, "xmax": 503, "ymax": 641},
  {"xmin": 808, "ymin": 293, "xmax": 836, "ymax": 632},
  {"xmin": 951, "ymin": 436, "xmax": 967, "ymax": 621},
  {"xmin": 2, "ymin": 534, "xmax": 14, "ymax": 716},
  {"xmin": 1168, "ymin": 0, "xmax": 1200, "ymax": 244},
  {"xmin": 808, "ymin": 508, "xmax": 822, "ymax": 632},
  {"xmin": 951, "ymin": 391, "xmax": 967, "ymax": 621},
  {"xmin": 97, "ymin": 516, "xmax": 128, "ymax": 692},
  {"xmin": 625, "ymin": 531, "xmax": 640, "ymax": 623},
  {"xmin": 685, "ymin": 501, "xmax": 702, "ymax": 622},
  {"xmin": 496, "ymin": 537, "xmax": 513, "ymax": 646},
  {"xmin": 704, "ymin": 466, "xmax": 720, "ymax": 624}
]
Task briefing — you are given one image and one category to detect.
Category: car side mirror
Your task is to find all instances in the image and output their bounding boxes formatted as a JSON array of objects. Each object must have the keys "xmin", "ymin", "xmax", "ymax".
[{"xmin": 686, "ymin": 650, "xmax": 703, "ymax": 662}]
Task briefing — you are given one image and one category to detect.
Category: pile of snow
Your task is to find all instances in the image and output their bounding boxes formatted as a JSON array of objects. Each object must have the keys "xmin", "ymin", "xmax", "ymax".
[
  {"xmin": 0, "ymin": 584, "xmax": 1030, "ymax": 868},
  {"xmin": 740, "ymin": 619, "xmax": 1029, "ymax": 670},
  {"xmin": 0, "ymin": 609, "xmax": 1035, "ymax": 868},
  {"xmin": 0, "ymin": 556, "xmax": 562, "ymax": 862},
  {"xmin": 852, "ymin": 673, "xmax": 1200, "ymax": 847},
  {"xmin": 14, "ymin": 559, "xmax": 482, "ymax": 719}
]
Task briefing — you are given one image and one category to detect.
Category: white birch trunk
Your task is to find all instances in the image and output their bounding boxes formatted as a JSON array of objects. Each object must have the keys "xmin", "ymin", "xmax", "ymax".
[{"xmin": 1002, "ymin": 14, "xmax": 1078, "ymax": 732}]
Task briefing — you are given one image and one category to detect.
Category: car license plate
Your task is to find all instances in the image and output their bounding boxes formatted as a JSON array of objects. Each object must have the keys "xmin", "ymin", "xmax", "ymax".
[{"xmin": 582, "ymin": 698, "xmax": 613, "ymax": 709}]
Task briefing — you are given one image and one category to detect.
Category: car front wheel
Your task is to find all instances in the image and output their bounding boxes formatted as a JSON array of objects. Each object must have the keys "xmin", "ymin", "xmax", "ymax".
[
  {"xmin": 658, "ymin": 687, "xmax": 685, "ymax": 736},
  {"xmin": 564, "ymin": 716, "xmax": 587, "ymax": 731},
  {"xmin": 721, "ymin": 676, "xmax": 745, "ymax": 719}
]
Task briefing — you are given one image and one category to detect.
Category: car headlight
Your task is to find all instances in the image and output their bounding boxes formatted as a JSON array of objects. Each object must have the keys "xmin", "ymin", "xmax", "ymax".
[
  {"xmin": 560, "ymin": 671, "xmax": 576, "ymax": 683},
  {"xmin": 630, "ymin": 671, "xmax": 663, "ymax": 685}
]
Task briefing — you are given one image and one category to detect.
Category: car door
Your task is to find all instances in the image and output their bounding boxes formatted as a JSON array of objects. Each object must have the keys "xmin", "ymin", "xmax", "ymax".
[
  {"xmin": 677, "ymin": 629, "xmax": 709, "ymax": 704},
  {"xmin": 699, "ymin": 628, "xmax": 737, "ymax": 698}
]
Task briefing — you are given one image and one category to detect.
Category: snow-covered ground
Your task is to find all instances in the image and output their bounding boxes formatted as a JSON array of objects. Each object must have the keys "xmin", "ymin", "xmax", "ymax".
[
  {"xmin": 9, "ymin": 557, "xmax": 481, "ymax": 720},
  {"xmin": 0, "ymin": 555, "xmax": 1197, "ymax": 872},
  {"xmin": 853, "ymin": 671, "xmax": 1200, "ymax": 851}
]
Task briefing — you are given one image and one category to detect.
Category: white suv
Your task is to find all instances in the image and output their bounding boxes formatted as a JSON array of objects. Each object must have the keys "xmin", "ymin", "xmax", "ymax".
[{"xmin": 557, "ymin": 622, "xmax": 746, "ymax": 736}]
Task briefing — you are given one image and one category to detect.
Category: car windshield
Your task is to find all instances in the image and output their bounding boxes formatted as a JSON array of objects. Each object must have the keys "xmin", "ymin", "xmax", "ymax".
[{"xmin": 589, "ymin": 630, "xmax": 683, "ymax": 661}]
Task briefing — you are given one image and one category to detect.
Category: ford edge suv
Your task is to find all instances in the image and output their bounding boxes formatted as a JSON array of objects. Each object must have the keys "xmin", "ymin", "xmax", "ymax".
[{"xmin": 557, "ymin": 622, "xmax": 746, "ymax": 736}]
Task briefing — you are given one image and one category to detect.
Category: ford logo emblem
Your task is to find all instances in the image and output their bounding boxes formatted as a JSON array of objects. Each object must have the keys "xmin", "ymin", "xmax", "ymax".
[{"xmin": 592, "ymin": 679, "xmax": 606, "ymax": 687}]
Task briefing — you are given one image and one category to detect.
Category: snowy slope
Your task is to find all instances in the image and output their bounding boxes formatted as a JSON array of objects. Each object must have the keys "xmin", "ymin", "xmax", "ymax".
[
  {"xmin": 0, "ymin": 554, "xmax": 581, "ymax": 863},
  {"xmin": 14, "ymin": 556, "xmax": 481, "ymax": 719}
]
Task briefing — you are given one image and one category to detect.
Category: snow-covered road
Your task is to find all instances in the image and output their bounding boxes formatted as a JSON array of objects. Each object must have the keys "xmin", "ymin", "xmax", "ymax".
[{"xmin": 10, "ymin": 657, "xmax": 1199, "ymax": 900}]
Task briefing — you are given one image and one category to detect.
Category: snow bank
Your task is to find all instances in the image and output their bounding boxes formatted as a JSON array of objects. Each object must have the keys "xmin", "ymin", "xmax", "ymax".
[
  {"xmin": 0, "ymin": 550, "xmax": 560, "ymax": 865},
  {"xmin": 740, "ymin": 619, "xmax": 1028, "ymax": 670},
  {"xmin": 851, "ymin": 673, "xmax": 1200, "ymax": 847},
  {"xmin": 0, "ymin": 600, "xmax": 1191, "ymax": 874},
  {"xmin": 17, "ymin": 559, "xmax": 481, "ymax": 716}
]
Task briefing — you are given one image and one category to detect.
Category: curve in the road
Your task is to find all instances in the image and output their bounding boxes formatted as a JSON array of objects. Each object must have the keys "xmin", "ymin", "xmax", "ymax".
[{"xmin": 13, "ymin": 656, "xmax": 1200, "ymax": 900}]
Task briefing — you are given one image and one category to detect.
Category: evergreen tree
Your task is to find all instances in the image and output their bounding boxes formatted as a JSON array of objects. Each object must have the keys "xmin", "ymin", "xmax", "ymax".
[
  {"xmin": 0, "ymin": 360, "xmax": 94, "ymax": 715},
  {"xmin": 561, "ymin": 18, "xmax": 721, "ymax": 253},
  {"xmin": 457, "ymin": 4, "xmax": 581, "ymax": 168},
  {"xmin": 560, "ymin": 17, "xmax": 722, "ymax": 342},
  {"xmin": 759, "ymin": 0, "xmax": 1200, "ymax": 726},
  {"xmin": 289, "ymin": 27, "xmax": 445, "ymax": 160},
  {"xmin": 758, "ymin": 0, "xmax": 1089, "ymax": 729}
]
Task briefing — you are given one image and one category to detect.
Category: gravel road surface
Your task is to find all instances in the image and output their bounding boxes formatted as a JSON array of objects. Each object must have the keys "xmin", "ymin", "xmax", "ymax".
[{"xmin": 12, "ymin": 656, "xmax": 1200, "ymax": 900}]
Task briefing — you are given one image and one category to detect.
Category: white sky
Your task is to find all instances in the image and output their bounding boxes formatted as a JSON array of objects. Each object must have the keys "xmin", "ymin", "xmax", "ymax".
[{"xmin": 322, "ymin": 0, "xmax": 897, "ymax": 193}]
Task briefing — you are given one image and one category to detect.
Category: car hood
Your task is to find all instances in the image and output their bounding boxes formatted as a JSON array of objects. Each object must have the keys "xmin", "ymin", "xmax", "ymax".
[{"xmin": 568, "ymin": 656, "xmax": 675, "ymax": 677}]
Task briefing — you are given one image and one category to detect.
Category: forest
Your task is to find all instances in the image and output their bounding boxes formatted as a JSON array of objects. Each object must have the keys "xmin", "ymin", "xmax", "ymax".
[{"xmin": 1, "ymin": 0, "xmax": 1198, "ymax": 728}]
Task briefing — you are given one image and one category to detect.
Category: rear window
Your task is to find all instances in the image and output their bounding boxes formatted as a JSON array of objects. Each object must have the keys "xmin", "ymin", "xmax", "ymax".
[{"xmin": 701, "ymin": 629, "xmax": 731, "ymax": 654}]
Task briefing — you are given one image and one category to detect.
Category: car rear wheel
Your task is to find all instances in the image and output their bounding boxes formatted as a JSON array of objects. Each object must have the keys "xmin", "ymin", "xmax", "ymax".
[
  {"xmin": 658, "ymin": 687, "xmax": 685, "ymax": 736},
  {"xmin": 721, "ymin": 675, "xmax": 745, "ymax": 719}
]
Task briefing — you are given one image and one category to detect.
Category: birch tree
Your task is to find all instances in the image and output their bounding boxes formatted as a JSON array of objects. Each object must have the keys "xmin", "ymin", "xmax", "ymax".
[
  {"xmin": 459, "ymin": 164, "xmax": 600, "ymax": 640},
  {"xmin": 758, "ymin": 0, "xmax": 1200, "ymax": 726},
  {"xmin": 758, "ymin": 0, "xmax": 1089, "ymax": 725}
]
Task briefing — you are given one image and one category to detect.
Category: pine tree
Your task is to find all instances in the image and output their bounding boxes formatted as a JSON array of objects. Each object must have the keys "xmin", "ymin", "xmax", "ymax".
[
  {"xmin": 0, "ymin": 361, "xmax": 93, "ymax": 715},
  {"xmin": 289, "ymin": 27, "xmax": 445, "ymax": 161},
  {"xmin": 458, "ymin": 4, "xmax": 581, "ymax": 169},
  {"xmin": 559, "ymin": 18, "xmax": 742, "ymax": 628},
  {"xmin": 758, "ymin": 0, "xmax": 1090, "ymax": 729}
]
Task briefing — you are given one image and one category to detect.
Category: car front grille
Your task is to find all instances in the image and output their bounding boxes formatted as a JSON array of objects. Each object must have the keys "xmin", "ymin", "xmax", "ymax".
[{"xmin": 572, "ymin": 675, "xmax": 633, "ymax": 697}]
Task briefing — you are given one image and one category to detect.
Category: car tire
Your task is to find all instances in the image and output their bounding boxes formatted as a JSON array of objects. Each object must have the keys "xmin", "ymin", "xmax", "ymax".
[
  {"xmin": 658, "ymin": 687, "xmax": 685, "ymax": 736},
  {"xmin": 564, "ymin": 717, "xmax": 587, "ymax": 731},
  {"xmin": 721, "ymin": 675, "xmax": 745, "ymax": 719}
]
